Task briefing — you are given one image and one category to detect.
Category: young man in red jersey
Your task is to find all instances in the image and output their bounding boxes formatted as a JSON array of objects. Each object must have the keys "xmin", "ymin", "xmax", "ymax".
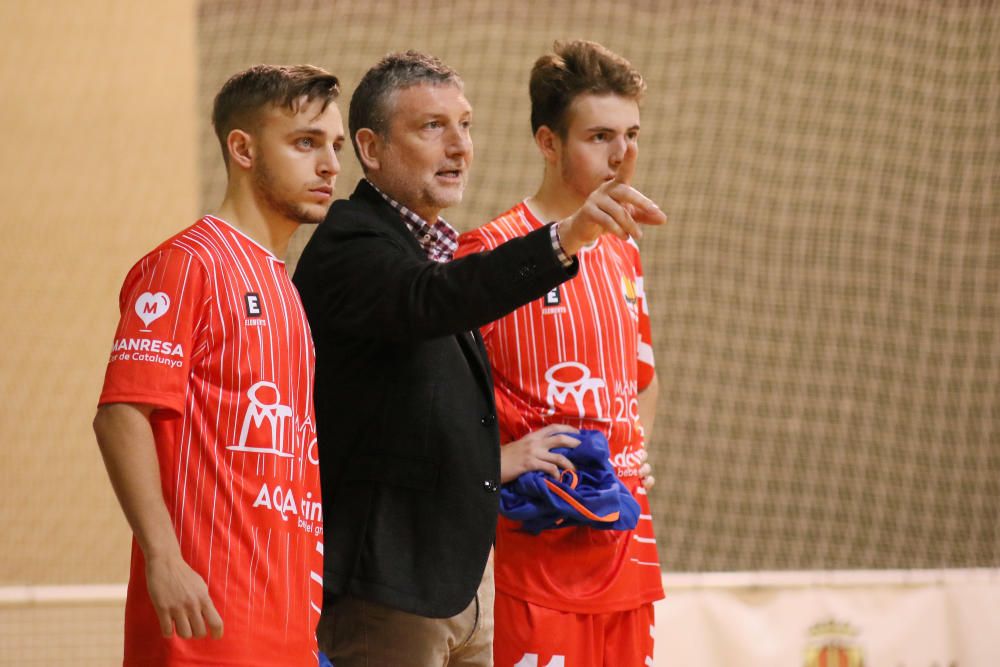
[
  {"xmin": 93, "ymin": 65, "xmax": 344, "ymax": 666},
  {"xmin": 456, "ymin": 41, "xmax": 665, "ymax": 666}
]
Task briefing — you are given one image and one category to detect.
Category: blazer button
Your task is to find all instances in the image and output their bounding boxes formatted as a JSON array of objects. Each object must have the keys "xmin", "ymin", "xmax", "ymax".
[
  {"xmin": 480, "ymin": 414, "xmax": 496, "ymax": 427},
  {"xmin": 483, "ymin": 480, "xmax": 498, "ymax": 492}
]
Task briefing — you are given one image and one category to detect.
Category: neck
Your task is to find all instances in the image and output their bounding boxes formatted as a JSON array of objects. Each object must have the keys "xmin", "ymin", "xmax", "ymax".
[
  {"xmin": 366, "ymin": 175, "xmax": 440, "ymax": 224},
  {"xmin": 213, "ymin": 182, "xmax": 298, "ymax": 259},
  {"xmin": 527, "ymin": 166, "xmax": 585, "ymax": 222}
]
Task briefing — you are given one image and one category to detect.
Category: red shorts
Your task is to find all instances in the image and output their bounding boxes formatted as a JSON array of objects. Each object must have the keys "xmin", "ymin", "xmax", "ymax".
[{"xmin": 493, "ymin": 591, "xmax": 655, "ymax": 667}]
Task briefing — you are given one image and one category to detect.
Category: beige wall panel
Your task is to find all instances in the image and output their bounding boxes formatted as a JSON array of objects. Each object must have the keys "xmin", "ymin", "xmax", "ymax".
[{"xmin": 0, "ymin": 0, "xmax": 198, "ymax": 584}]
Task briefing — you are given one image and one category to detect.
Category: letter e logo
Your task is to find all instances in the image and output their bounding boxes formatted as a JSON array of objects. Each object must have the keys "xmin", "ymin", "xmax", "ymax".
[{"xmin": 245, "ymin": 293, "xmax": 262, "ymax": 317}]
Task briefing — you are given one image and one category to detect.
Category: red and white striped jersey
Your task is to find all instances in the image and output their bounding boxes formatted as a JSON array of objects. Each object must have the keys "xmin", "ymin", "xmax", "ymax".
[
  {"xmin": 99, "ymin": 216, "xmax": 322, "ymax": 666},
  {"xmin": 457, "ymin": 202, "xmax": 663, "ymax": 614}
]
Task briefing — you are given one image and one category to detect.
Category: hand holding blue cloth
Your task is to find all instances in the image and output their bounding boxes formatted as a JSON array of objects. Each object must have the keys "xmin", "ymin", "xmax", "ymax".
[{"xmin": 499, "ymin": 429, "xmax": 641, "ymax": 534}]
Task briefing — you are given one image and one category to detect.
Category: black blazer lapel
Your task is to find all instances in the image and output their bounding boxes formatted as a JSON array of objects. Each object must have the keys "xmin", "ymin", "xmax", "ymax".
[
  {"xmin": 456, "ymin": 329, "xmax": 492, "ymax": 400},
  {"xmin": 352, "ymin": 180, "xmax": 428, "ymax": 256}
]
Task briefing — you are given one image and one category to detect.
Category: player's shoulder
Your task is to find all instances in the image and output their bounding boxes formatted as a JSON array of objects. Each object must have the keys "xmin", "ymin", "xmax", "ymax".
[
  {"xmin": 461, "ymin": 202, "xmax": 538, "ymax": 250},
  {"xmin": 126, "ymin": 218, "xmax": 225, "ymax": 281}
]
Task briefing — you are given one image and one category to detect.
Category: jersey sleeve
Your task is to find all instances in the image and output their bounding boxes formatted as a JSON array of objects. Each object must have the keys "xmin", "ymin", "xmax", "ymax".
[
  {"xmin": 455, "ymin": 228, "xmax": 500, "ymax": 339},
  {"xmin": 631, "ymin": 242, "xmax": 656, "ymax": 391},
  {"xmin": 98, "ymin": 248, "xmax": 208, "ymax": 415}
]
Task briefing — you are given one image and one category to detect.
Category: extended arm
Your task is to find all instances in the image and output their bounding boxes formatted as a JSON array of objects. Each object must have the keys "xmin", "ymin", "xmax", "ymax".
[
  {"xmin": 93, "ymin": 403, "xmax": 223, "ymax": 640},
  {"xmin": 295, "ymin": 218, "xmax": 576, "ymax": 342},
  {"xmin": 636, "ymin": 372, "xmax": 660, "ymax": 489}
]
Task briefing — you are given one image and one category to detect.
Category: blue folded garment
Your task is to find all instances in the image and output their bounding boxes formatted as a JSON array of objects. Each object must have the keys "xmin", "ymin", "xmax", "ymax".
[{"xmin": 499, "ymin": 430, "xmax": 641, "ymax": 534}]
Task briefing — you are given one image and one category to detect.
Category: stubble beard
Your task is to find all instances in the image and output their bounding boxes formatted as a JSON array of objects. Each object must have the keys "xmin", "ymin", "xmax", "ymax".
[{"xmin": 253, "ymin": 158, "xmax": 326, "ymax": 226}]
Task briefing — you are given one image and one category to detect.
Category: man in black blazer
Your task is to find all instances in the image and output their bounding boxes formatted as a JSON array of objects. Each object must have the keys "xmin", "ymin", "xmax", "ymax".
[{"xmin": 293, "ymin": 50, "xmax": 665, "ymax": 667}]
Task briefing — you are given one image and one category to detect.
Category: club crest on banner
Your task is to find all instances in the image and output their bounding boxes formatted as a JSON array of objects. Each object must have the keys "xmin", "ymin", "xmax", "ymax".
[{"xmin": 803, "ymin": 619, "xmax": 865, "ymax": 667}]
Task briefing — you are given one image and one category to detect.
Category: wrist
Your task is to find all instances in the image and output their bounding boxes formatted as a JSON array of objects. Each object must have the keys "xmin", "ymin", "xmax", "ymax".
[
  {"xmin": 554, "ymin": 219, "xmax": 581, "ymax": 258},
  {"xmin": 138, "ymin": 532, "xmax": 183, "ymax": 562}
]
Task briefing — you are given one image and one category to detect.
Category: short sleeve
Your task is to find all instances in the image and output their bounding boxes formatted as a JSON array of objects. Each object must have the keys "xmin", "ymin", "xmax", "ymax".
[
  {"xmin": 631, "ymin": 243, "xmax": 656, "ymax": 391},
  {"xmin": 98, "ymin": 248, "xmax": 208, "ymax": 415}
]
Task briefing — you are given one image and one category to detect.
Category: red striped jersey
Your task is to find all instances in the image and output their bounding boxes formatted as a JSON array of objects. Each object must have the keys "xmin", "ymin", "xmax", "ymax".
[
  {"xmin": 99, "ymin": 216, "xmax": 322, "ymax": 666},
  {"xmin": 457, "ymin": 202, "xmax": 663, "ymax": 614}
]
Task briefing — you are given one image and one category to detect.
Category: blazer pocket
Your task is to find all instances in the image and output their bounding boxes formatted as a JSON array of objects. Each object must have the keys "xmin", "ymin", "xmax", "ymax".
[{"xmin": 344, "ymin": 451, "xmax": 439, "ymax": 491}]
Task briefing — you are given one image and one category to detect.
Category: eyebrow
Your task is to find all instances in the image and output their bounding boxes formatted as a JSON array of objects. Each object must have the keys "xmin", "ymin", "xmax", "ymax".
[
  {"xmin": 416, "ymin": 110, "xmax": 472, "ymax": 121},
  {"xmin": 586, "ymin": 124, "xmax": 641, "ymax": 133},
  {"xmin": 291, "ymin": 127, "xmax": 345, "ymax": 140}
]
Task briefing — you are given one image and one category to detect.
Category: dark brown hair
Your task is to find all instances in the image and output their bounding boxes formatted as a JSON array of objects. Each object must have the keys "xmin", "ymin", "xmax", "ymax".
[
  {"xmin": 530, "ymin": 40, "xmax": 645, "ymax": 137},
  {"xmin": 348, "ymin": 51, "xmax": 462, "ymax": 162},
  {"xmin": 212, "ymin": 64, "xmax": 340, "ymax": 165}
]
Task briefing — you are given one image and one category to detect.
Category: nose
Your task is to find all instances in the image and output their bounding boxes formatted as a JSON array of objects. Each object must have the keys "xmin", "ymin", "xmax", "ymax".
[
  {"xmin": 445, "ymin": 123, "xmax": 472, "ymax": 160},
  {"xmin": 610, "ymin": 136, "xmax": 629, "ymax": 169},
  {"xmin": 318, "ymin": 145, "xmax": 341, "ymax": 178}
]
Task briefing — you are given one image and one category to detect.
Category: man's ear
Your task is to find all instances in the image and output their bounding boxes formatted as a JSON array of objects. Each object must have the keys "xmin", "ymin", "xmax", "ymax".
[
  {"xmin": 534, "ymin": 125, "xmax": 560, "ymax": 164},
  {"xmin": 355, "ymin": 128, "xmax": 382, "ymax": 172},
  {"xmin": 227, "ymin": 129, "xmax": 254, "ymax": 170}
]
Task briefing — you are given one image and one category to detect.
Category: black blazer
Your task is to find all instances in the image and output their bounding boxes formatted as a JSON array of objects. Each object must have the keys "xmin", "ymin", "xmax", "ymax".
[{"xmin": 293, "ymin": 180, "xmax": 577, "ymax": 618}]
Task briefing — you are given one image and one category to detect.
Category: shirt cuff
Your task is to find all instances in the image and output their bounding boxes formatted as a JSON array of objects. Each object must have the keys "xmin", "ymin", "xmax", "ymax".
[{"xmin": 549, "ymin": 223, "xmax": 574, "ymax": 267}]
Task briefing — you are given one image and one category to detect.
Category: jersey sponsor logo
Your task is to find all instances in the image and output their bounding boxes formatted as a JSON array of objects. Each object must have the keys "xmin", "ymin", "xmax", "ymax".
[
  {"xmin": 243, "ymin": 292, "xmax": 269, "ymax": 327},
  {"xmin": 612, "ymin": 448, "xmax": 645, "ymax": 477},
  {"xmin": 227, "ymin": 380, "xmax": 295, "ymax": 458},
  {"xmin": 621, "ymin": 276, "xmax": 639, "ymax": 320},
  {"xmin": 252, "ymin": 484, "xmax": 323, "ymax": 532},
  {"xmin": 299, "ymin": 417, "xmax": 320, "ymax": 466},
  {"xmin": 545, "ymin": 361, "xmax": 606, "ymax": 419},
  {"xmin": 541, "ymin": 286, "xmax": 567, "ymax": 315},
  {"xmin": 245, "ymin": 292, "xmax": 262, "ymax": 317},
  {"xmin": 240, "ymin": 404, "xmax": 321, "ymax": 531},
  {"xmin": 134, "ymin": 291, "xmax": 170, "ymax": 329},
  {"xmin": 109, "ymin": 337, "xmax": 184, "ymax": 368}
]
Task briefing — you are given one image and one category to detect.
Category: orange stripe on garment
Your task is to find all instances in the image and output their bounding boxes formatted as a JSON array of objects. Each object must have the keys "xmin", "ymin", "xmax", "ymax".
[{"xmin": 543, "ymin": 479, "xmax": 620, "ymax": 523}]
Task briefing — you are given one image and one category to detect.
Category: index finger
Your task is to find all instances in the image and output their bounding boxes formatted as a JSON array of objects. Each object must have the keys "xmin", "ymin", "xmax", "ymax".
[
  {"xmin": 542, "ymin": 424, "xmax": 580, "ymax": 436},
  {"xmin": 608, "ymin": 184, "xmax": 666, "ymax": 226},
  {"xmin": 545, "ymin": 434, "xmax": 583, "ymax": 450},
  {"xmin": 612, "ymin": 142, "xmax": 638, "ymax": 186}
]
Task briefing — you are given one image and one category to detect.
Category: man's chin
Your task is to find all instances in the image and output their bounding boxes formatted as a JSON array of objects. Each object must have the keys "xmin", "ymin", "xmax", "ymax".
[
  {"xmin": 294, "ymin": 204, "xmax": 331, "ymax": 226},
  {"xmin": 431, "ymin": 188, "xmax": 465, "ymax": 212}
]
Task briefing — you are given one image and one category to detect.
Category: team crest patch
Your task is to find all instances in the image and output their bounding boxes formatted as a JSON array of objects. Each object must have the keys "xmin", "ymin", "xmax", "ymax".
[{"xmin": 621, "ymin": 277, "xmax": 639, "ymax": 320}]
